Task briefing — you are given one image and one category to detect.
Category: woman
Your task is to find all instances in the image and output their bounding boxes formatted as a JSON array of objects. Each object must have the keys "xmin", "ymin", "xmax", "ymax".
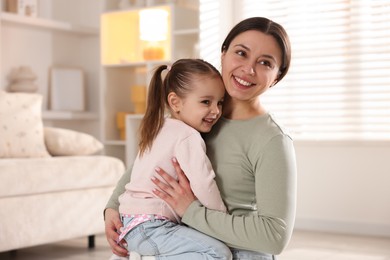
[{"xmin": 105, "ymin": 17, "xmax": 297, "ymax": 259}]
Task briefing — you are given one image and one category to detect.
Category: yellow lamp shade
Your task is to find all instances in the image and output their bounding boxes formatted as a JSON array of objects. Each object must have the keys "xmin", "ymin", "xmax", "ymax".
[{"xmin": 139, "ymin": 8, "xmax": 169, "ymax": 61}]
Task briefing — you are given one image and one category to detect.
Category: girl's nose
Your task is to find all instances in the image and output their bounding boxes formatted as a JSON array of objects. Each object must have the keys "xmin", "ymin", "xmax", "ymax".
[{"xmin": 211, "ymin": 104, "xmax": 221, "ymax": 115}]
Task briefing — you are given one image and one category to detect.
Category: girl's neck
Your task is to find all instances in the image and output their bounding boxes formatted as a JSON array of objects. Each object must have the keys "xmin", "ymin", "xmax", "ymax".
[{"xmin": 223, "ymin": 97, "xmax": 267, "ymax": 120}]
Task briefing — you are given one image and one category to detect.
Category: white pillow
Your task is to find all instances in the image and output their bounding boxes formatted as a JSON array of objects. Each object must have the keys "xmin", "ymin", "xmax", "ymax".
[
  {"xmin": 0, "ymin": 90, "xmax": 50, "ymax": 158},
  {"xmin": 44, "ymin": 127, "xmax": 103, "ymax": 156}
]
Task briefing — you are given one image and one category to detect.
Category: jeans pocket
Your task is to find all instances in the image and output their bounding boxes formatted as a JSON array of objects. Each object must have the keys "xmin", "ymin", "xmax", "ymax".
[{"xmin": 124, "ymin": 224, "xmax": 158, "ymax": 255}]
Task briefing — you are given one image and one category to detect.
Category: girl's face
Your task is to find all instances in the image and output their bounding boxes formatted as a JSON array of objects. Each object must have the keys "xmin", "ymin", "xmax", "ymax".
[
  {"xmin": 172, "ymin": 75, "xmax": 225, "ymax": 133},
  {"xmin": 221, "ymin": 30, "xmax": 282, "ymax": 102}
]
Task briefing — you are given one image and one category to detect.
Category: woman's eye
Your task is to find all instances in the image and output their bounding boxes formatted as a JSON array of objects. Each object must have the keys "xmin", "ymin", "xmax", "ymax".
[
  {"xmin": 259, "ymin": 60, "xmax": 272, "ymax": 68},
  {"xmin": 236, "ymin": 50, "xmax": 246, "ymax": 57}
]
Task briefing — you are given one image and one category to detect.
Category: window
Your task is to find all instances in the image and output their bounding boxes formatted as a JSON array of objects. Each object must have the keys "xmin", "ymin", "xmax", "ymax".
[{"xmin": 200, "ymin": 0, "xmax": 390, "ymax": 140}]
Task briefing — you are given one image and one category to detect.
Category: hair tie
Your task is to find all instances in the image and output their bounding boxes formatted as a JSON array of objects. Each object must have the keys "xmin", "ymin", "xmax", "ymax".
[{"xmin": 167, "ymin": 65, "xmax": 171, "ymax": 71}]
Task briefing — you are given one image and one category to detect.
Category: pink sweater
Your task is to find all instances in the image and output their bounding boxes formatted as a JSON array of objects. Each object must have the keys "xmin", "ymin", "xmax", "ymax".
[{"xmin": 118, "ymin": 118, "xmax": 226, "ymax": 222}]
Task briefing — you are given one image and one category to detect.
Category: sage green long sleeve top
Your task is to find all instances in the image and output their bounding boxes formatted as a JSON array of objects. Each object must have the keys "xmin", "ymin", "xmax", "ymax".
[{"xmin": 106, "ymin": 113, "xmax": 297, "ymax": 255}]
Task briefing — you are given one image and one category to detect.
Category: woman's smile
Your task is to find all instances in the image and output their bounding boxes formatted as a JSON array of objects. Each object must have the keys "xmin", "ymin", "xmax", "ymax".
[{"xmin": 233, "ymin": 75, "xmax": 255, "ymax": 89}]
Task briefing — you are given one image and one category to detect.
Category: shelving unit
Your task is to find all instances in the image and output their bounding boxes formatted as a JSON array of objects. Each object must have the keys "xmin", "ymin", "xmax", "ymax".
[
  {"xmin": 0, "ymin": 1, "xmax": 101, "ymax": 137},
  {"xmin": 125, "ymin": 114, "xmax": 143, "ymax": 166},
  {"xmin": 100, "ymin": 2, "xmax": 199, "ymax": 165},
  {"xmin": 0, "ymin": 12, "xmax": 98, "ymax": 34}
]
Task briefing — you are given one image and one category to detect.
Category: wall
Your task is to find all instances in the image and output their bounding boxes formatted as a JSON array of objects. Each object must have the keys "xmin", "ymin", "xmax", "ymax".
[
  {"xmin": 294, "ymin": 141, "xmax": 390, "ymax": 237},
  {"xmin": 0, "ymin": 0, "xmax": 101, "ymax": 110}
]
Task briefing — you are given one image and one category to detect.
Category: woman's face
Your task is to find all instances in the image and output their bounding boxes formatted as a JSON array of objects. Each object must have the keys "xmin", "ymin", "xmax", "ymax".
[{"xmin": 221, "ymin": 30, "xmax": 282, "ymax": 102}]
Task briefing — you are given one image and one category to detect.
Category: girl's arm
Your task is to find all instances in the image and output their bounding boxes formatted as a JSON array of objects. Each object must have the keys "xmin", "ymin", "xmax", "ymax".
[{"xmin": 175, "ymin": 135, "xmax": 226, "ymax": 213}]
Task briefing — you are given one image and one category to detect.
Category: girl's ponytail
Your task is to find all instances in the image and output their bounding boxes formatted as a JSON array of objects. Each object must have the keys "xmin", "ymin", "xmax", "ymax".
[{"xmin": 138, "ymin": 65, "xmax": 168, "ymax": 156}]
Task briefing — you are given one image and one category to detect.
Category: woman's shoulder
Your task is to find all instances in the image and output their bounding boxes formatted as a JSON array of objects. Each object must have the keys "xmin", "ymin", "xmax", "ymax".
[{"xmin": 267, "ymin": 113, "xmax": 293, "ymax": 140}]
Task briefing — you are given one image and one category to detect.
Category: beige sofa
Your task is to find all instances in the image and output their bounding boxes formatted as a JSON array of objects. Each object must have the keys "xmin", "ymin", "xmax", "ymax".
[{"xmin": 0, "ymin": 90, "xmax": 125, "ymax": 252}]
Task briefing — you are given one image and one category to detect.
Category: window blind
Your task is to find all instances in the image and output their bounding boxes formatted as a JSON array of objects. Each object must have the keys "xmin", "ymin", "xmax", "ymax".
[{"xmin": 201, "ymin": 0, "xmax": 390, "ymax": 140}]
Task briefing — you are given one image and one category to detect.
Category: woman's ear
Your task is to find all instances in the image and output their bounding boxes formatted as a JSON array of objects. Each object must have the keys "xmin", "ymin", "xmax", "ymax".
[
  {"xmin": 167, "ymin": 92, "xmax": 182, "ymax": 113},
  {"xmin": 221, "ymin": 51, "xmax": 226, "ymax": 63},
  {"xmin": 270, "ymin": 71, "xmax": 282, "ymax": 87},
  {"xmin": 271, "ymin": 79, "xmax": 278, "ymax": 87}
]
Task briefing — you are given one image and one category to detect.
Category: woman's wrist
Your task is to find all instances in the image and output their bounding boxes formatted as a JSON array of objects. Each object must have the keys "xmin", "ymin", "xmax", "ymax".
[{"xmin": 182, "ymin": 200, "xmax": 202, "ymax": 221}]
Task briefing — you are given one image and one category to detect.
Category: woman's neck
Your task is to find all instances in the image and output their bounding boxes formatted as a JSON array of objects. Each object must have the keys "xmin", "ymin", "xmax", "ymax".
[{"xmin": 223, "ymin": 97, "xmax": 267, "ymax": 120}]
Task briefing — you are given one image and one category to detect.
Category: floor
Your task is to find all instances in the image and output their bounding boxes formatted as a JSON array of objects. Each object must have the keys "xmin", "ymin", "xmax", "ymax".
[{"xmin": 0, "ymin": 230, "xmax": 389, "ymax": 260}]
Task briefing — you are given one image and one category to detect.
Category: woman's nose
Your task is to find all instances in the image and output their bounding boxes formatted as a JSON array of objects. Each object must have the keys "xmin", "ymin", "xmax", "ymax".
[{"xmin": 243, "ymin": 62, "xmax": 255, "ymax": 75}]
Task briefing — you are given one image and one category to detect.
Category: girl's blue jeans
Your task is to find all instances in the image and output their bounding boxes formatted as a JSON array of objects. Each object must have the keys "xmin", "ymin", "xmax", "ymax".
[
  {"xmin": 231, "ymin": 248, "xmax": 275, "ymax": 260},
  {"xmin": 122, "ymin": 215, "xmax": 232, "ymax": 260}
]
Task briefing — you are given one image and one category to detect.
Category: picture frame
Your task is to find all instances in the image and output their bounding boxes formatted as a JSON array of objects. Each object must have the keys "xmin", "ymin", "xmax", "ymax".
[{"xmin": 49, "ymin": 67, "xmax": 85, "ymax": 111}]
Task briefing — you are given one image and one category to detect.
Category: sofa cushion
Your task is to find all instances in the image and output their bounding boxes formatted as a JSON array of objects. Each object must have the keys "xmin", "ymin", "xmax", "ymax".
[
  {"xmin": 0, "ymin": 155, "xmax": 125, "ymax": 198},
  {"xmin": 0, "ymin": 90, "xmax": 50, "ymax": 158},
  {"xmin": 44, "ymin": 127, "xmax": 104, "ymax": 156}
]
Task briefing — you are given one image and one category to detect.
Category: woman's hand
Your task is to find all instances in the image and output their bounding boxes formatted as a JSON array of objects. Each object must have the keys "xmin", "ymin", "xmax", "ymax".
[
  {"xmin": 104, "ymin": 208, "xmax": 128, "ymax": 257},
  {"xmin": 152, "ymin": 157, "xmax": 197, "ymax": 217}
]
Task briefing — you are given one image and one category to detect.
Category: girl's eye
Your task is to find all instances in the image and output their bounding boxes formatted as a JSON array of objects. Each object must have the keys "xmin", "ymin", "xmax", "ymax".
[
  {"xmin": 218, "ymin": 100, "xmax": 224, "ymax": 106},
  {"xmin": 201, "ymin": 100, "xmax": 210, "ymax": 105}
]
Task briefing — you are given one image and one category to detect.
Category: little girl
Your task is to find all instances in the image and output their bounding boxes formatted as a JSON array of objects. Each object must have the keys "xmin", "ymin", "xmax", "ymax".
[{"xmin": 114, "ymin": 59, "xmax": 231, "ymax": 259}]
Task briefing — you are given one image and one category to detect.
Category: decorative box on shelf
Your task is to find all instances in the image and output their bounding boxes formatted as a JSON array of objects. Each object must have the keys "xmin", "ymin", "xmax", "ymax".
[{"xmin": 6, "ymin": 0, "xmax": 38, "ymax": 17}]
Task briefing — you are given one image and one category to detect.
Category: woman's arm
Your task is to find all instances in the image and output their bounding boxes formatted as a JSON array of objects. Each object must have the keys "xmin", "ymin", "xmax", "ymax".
[
  {"xmin": 105, "ymin": 166, "xmax": 131, "ymax": 210},
  {"xmin": 153, "ymin": 135, "xmax": 297, "ymax": 255},
  {"xmin": 152, "ymin": 158, "xmax": 197, "ymax": 217},
  {"xmin": 105, "ymin": 208, "xmax": 128, "ymax": 256},
  {"xmin": 104, "ymin": 167, "xmax": 132, "ymax": 257}
]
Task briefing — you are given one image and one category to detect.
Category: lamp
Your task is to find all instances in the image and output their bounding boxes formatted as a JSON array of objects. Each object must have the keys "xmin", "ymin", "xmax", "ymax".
[{"xmin": 139, "ymin": 8, "xmax": 168, "ymax": 60}]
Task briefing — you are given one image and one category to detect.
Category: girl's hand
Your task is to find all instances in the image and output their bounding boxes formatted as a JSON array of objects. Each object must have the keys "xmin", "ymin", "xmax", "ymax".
[
  {"xmin": 104, "ymin": 208, "xmax": 128, "ymax": 257},
  {"xmin": 152, "ymin": 157, "xmax": 197, "ymax": 217}
]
